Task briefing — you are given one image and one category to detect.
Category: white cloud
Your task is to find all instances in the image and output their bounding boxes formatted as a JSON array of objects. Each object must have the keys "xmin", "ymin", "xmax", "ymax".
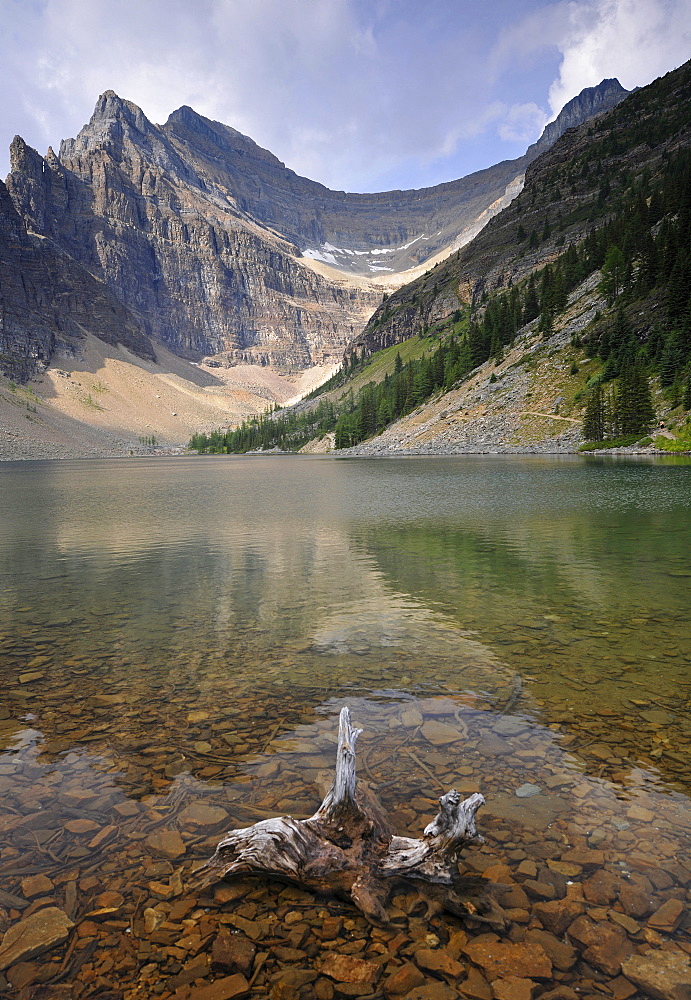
[
  {"xmin": 498, "ymin": 102, "xmax": 548, "ymax": 143},
  {"xmin": 0, "ymin": 0, "xmax": 511, "ymax": 189},
  {"xmin": 0, "ymin": 0, "xmax": 688, "ymax": 190},
  {"xmin": 549, "ymin": 0, "xmax": 691, "ymax": 115}
]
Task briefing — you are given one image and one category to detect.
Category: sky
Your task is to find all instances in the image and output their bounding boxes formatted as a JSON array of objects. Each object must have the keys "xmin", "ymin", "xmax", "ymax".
[{"xmin": 0, "ymin": 0, "xmax": 689, "ymax": 193}]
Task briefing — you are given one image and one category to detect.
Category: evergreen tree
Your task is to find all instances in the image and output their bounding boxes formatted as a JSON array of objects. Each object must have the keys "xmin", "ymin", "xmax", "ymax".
[
  {"xmin": 522, "ymin": 275, "xmax": 539, "ymax": 324},
  {"xmin": 684, "ymin": 377, "xmax": 691, "ymax": 410},
  {"xmin": 615, "ymin": 361, "xmax": 655, "ymax": 435},
  {"xmin": 583, "ymin": 383, "xmax": 607, "ymax": 441},
  {"xmin": 599, "ymin": 245, "xmax": 626, "ymax": 303}
]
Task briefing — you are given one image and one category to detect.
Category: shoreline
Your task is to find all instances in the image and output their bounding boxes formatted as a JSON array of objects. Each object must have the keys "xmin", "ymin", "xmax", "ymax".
[{"xmin": 1, "ymin": 443, "xmax": 686, "ymax": 463}]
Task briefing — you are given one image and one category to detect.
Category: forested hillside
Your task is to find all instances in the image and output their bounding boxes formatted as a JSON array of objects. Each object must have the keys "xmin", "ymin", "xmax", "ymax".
[{"xmin": 190, "ymin": 60, "xmax": 691, "ymax": 454}]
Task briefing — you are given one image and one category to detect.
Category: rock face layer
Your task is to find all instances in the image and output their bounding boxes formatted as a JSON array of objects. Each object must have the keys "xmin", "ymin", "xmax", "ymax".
[
  {"xmin": 3, "ymin": 78, "xmax": 628, "ymax": 381},
  {"xmin": 0, "ymin": 177, "xmax": 153, "ymax": 381},
  {"xmin": 161, "ymin": 78, "xmax": 628, "ymax": 277}
]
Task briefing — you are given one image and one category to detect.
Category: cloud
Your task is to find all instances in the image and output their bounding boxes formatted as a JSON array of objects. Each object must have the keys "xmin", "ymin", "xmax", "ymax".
[
  {"xmin": 0, "ymin": 0, "xmax": 542, "ymax": 189},
  {"xmin": 0, "ymin": 0, "xmax": 688, "ymax": 191},
  {"xmin": 498, "ymin": 102, "xmax": 548, "ymax": 143},
  {"xmin": 548, "ymin": 0, "xmax": 691, "ymax": 115}
]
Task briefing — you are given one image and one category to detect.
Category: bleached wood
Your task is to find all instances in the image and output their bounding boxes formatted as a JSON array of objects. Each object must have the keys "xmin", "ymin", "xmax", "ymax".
[
  {"xmin": 313, "ymin": 706, "xmax": 363, "ymax": 820},
  {"xmin": 191, "ymin": 706, "xmax": 504, "ymax": 927}
]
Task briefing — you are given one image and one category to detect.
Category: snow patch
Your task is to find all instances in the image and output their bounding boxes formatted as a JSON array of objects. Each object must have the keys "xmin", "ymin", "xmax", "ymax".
[
  {"xmin": 303, "ymin": 248, "xmax": 338, "ymax": 265},
  {"xmin": 303, "ymin": 233, "xmax": 431, "ymax": 267}
]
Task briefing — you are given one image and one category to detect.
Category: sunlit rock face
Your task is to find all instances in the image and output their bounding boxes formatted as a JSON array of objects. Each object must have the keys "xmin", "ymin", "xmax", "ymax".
[
  {"xmin": 6, "ymin": 95, "xmax": 379, "ymax": 369},
  {"xmin": 3, "ymin": 79, "xmax": 627, "ymax": 378}
]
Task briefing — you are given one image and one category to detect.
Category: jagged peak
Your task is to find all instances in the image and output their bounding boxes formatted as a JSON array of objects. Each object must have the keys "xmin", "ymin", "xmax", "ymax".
[
  {"xmin": 89, "ymin": 90, "xmax": 152, "ymax": 130},
  {"xmin": 59, "ymin": 91, "xmax": 158, "ymax": 160},
  {"xmin": 555, "ymin": 77, "xmax": 628, "ymax": 119},
  {"xmin": 528, "ymin": 78, "xmax": 629, "ymax": 159},
  {"xmin": 9, "ymin": 135, "xmax": 43, "ymax": 174}
]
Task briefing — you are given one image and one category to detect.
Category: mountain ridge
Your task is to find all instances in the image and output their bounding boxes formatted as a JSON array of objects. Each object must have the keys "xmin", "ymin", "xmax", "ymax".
[
  {"xmin": 0, "ymin": 74, "xmax": 633, "ymax": 462},
  {"xmin": 201, "ymin": 61, "xmax": 690, "ymax": 458}
]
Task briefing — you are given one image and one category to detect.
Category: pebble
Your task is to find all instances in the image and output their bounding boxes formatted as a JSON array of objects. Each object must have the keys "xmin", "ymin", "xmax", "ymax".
[
  {"xmin": 212, "ymin": 931, "xmax": 255, "ymax": 975},
  {"xmin": 515, "ymin": 783, "xmax": 542, "ymax": 798},
  {"xmin": 414, "ymin": 946, "xmax": 464, "ymax": 977},
  {"xmin": 492, "ymin": 977, "xmax": 537, "ymax": 1000},
  {"xmin": 320, "ymin": 953, "xmax": 379, "ymax": 984},
  {"xmin": 463, "ymin": 938, "xmax": 552, "ymax": 979},
  {"xmin": 20, "ymin": 874, "xmax": 54, "ymax": 899},
  {"xmin": 179, "ymin": 803, "xmax": 230, "ymax": 829},
  {"xmin": 647, "ymin": 898, "xmax": 686, "ymax": 933},
  {"xmin": 146, "ymin": 828, "xmax": 187, "ymax": 859},
  {"xmin": 567, "ymin": 915, "xmax": 634, "ymax": 976},
  {"xmin": 188, "ymin": 973, "xmax": 250, "ymax": 1000},
  {"xmin": 382, "ymin": 962, "xmax": 425, "ymax": 995}
]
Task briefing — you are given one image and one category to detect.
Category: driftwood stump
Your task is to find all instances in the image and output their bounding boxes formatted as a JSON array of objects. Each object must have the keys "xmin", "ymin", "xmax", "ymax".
[{"xmin": 191, "ymin": 707, "xmax": 507, "ymax": 927}]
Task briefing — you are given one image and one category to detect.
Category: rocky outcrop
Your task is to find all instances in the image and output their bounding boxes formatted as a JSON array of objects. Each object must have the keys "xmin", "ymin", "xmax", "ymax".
[
  {"xmin": 0, "ymin": 176, "xmax": 153, "ymax": 382},
  {"xmin": 527, "ymin": 79, "xmax": 628, "ymax": 160}
]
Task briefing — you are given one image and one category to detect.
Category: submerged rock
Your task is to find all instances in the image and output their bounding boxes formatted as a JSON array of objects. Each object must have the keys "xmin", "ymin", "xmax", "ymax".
[
  {"xmin": 515, "ymin": 783, "xmax": 541, "ymax": 798},
  {"xmin": 463, "ymin": 938, "xmax": 552, "ymax": 979},
  {"xmin": 622, "ymin": 951, "xmax": 691, "ymax": 1000},
  {"xmin": 0, "ymin": 907, "xmax": 74, "ymax": 969}
]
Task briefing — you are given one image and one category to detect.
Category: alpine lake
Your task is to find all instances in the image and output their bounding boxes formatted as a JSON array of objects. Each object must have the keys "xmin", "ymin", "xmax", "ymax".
[{"xmin": 0, "ymin": 454, "xmax": 689, "ymax": 1000}]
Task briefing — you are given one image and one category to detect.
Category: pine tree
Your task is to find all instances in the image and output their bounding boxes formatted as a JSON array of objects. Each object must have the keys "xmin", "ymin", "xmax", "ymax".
[
  {"xmin": 616, "ymin": 361, "xmax": 655, "ymax": 435},
  {"xmin": 599, "ymin": 245, "xmax": 626, "ymax": 303},
  {"xmin": 522, "ymin": 275, "xmax": 539, "ymax": 324},
  {"xmin": 684, "ymin": 377, "xmax": 691, "ymax": 410},
  {"xmin": 583, "ymin": 383, "xmax": 607, "ymax": 441}
]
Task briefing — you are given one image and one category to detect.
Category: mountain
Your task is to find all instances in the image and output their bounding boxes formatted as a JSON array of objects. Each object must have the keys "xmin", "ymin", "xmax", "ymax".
[
  {"xmin": 6, "ymin": 97, "xmax": 378, "ymax": 371},
  {"xmin": 2, "ymin": 78, "xmax": 628, "ymax": 392},
  {"xmin": 201, "ymin": 61, "xmax": 690, "ymax": 456},
  {"xmin": 162, "ymin": 78, "xmax": 627, "ymax": 278},
  {"xmin": 347, "ymin": 67, "xmax": 684, "ymax": 362}
]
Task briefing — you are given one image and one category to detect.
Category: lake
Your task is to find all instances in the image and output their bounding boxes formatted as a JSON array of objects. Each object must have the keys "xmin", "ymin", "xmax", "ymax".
[{"xmin": 0, "ymin": 455, "xmax": 689, "ymax": 997}]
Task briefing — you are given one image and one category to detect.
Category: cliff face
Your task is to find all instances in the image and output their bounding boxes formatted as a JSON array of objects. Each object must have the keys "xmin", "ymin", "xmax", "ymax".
[
  {"xmin": 3, "ymin": 78, "xmax": 629, "ymax": 382},
  {"xmin": 0, "ymin": 176, "xmax": 153, "ymax": 382},
  {"xmin": 161, "ymin": 77, "xmax": 628, "ymax": 278},
  {"xmin": 7, "ymin": 94, "xmax": 378, "ymax": 368},
  {"xmin": 527, "ymin": 79, "xmax": 628, "ymax": 160}
]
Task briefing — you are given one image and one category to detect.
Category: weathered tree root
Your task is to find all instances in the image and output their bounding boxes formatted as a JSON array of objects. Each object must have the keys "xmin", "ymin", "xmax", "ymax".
[{"xmin": 189, "ymin": 707, "xmax": 507, "ymax": 927}]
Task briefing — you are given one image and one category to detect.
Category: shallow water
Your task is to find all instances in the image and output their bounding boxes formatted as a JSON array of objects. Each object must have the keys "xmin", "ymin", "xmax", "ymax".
[{"xmin": 0, "ymin": 455, "xmax": 689, "ymax": 998}]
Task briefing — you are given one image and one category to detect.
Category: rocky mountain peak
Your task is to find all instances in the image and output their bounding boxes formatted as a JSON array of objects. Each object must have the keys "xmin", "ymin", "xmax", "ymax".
[
  {"xmin": 59, "ymin": 89, "xmax": 156, "ymax": 160},
  {"xmin": 530, "ymin": 78, "xmax": 628, "ymax": 158},
  {"xmin": 164, "ymin": 105, "xmax": 286, "ymax": 171},
  {"xmin": 9, "ymin": 135, "xmax": 40, "ymax": 175}
]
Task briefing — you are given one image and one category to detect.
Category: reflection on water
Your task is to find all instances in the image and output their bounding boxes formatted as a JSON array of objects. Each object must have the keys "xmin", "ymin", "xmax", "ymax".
[{"xmin": 0, "ymin": 455, "xmax": 690, "ymax": 996}]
